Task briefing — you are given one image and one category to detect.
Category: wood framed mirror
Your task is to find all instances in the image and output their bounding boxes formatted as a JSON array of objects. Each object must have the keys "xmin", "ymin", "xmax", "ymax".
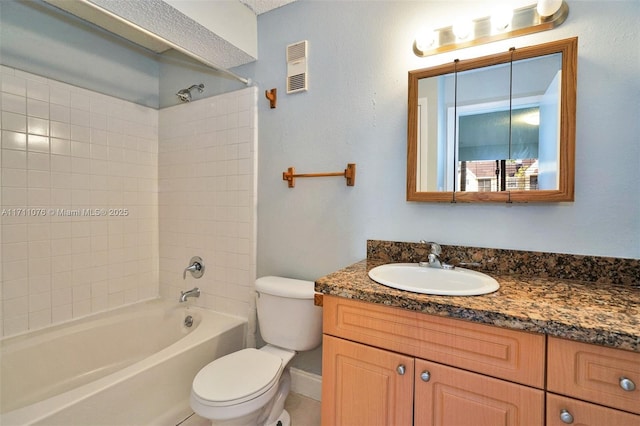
[{"xmin": 407, "ymin": 37, "xmax": 577, "ymax": 202}]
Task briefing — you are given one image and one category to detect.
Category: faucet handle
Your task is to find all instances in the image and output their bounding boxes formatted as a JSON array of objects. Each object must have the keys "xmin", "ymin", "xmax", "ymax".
[
  {"xmin": 430, "ymin": 243, "xmax": 442, "ymax": 255},
  {"xmin": 183, "ymin": 256, "xmax": 205, "ymax": 280},
  {"xmin": 420, "ymin": 240, "xmax": 442, "ymax": 255},
  {"xmin": 456, "ymin": 262, "xmax": 481, "ymax": 267}
]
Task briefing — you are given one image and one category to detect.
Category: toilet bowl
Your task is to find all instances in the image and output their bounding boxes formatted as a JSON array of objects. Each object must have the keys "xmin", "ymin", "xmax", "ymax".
[{"xmin": 190, "ymin": 277, "xmax": 322, "ymax": 426}]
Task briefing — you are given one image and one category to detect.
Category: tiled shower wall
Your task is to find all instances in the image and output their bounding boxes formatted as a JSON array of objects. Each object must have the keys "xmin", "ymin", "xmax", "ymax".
[
  {"xmin": 0, "ymin": 68, "xmax": 257, "ymax": 338},
  {"xmin": 0, "ymin": 66, "xmax": 159, "ymax": 336},
  {"xmin": 158, "ymin": 87, "xmax": 257, "ymax": 341}
]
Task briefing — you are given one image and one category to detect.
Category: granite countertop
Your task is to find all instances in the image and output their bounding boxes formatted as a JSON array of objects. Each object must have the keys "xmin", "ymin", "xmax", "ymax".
[{"xmin": 315, "ymin": 258, "xmax": 640, "ymax": 353}]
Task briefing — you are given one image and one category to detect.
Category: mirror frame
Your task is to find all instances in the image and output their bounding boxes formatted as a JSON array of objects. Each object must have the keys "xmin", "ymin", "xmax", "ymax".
[{"xmin": 407, "ymin": 37, "xmax": 577, "ymax": 203}]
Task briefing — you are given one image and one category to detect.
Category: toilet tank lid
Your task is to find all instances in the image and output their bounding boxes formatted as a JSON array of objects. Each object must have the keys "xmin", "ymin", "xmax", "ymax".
[{"xmin": 255, "ymin": 276, "xmax": 316, "ymax": 299}]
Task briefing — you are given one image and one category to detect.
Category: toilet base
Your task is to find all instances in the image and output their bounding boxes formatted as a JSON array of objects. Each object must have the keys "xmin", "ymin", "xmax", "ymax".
[{"xmin": 266, "ymin": 409, "xmax": 290, "ymax": 426}]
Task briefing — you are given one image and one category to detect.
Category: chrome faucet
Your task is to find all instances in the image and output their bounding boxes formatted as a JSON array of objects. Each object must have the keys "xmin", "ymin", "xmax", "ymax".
[
  {"xmin": 418, "ymin": 240, "xmax": 481, "ymax": 270},
  {"xmin": 179, "ymin": 287, "xmax": 201, "ymax": 303},
  {"xmin": 419, "ymin": 241, "xmax": 454, "ymax": 269}
]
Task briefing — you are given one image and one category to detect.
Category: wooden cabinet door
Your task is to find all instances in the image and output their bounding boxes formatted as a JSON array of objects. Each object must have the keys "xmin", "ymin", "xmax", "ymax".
[
  {"xmin": 414, "ymin": 358, "xmax": 544, "ymax": 426},
  {"xmin": 321, "ymin": 335, "xmax": 414, "ymax": 426},
  {"xmin": 547, "ymin": 393, "xmax": 640, "ymax": 426}
]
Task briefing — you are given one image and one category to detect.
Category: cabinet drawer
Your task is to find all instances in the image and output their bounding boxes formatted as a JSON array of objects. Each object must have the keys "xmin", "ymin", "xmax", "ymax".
[
  {"xmin": 323, "ymin": 296, "xmax": 545, "ymax": 388},
  {"xmin": 415, "ymin": 358, "xmax": 544, "ymax": 426},
  {"xmin": 546, "ymin": 393, "xmax": 640, "ymax": 426},
  {"xmin": 547, "ymin": 336, "xmax": 640, "ymax": 414}
]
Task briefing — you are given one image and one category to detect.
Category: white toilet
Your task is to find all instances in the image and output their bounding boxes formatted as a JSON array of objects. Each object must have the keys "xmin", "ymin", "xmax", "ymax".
[{"xmin": 190, "ymin": 276, "xmax": 323, "ymax": 426}]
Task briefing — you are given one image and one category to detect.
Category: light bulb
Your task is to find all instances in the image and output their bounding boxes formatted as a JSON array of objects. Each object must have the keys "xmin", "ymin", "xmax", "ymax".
[
  {"xmin": 415, "ymin": 28, "xmax": 436, "ymax": 52},
  {"xmin": 537, "ymin": 0, "xmax": 563, "ymax": 17},
  {"xmin": 491, "ymin": 7, "xmax": 513, "ymax": 31},
  {"xmin": 452, "ymin": 18, "xmax": 473, "ymax": 40}
]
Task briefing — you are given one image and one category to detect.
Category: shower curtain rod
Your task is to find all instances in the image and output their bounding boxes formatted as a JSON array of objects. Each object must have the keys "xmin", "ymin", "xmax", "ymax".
[{"xmin": 77, "ymin": 0, "xmax": 251, "ymax": 86}]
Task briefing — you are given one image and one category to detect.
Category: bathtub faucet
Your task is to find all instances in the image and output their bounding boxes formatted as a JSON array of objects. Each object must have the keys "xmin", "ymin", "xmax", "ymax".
[{"xmin": 179, "ymin": 287, "xmax": 201, "ymax": 303}]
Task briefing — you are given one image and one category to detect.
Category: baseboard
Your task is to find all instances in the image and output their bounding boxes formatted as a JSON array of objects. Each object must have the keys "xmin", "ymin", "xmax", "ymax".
[{"xmin": 290, "ymin": 367, "xmax": 322, "ymax": 401}]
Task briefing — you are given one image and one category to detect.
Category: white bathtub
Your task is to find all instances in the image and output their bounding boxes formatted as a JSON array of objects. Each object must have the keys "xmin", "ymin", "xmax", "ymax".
[{"xmin": 0, "ymin": 299, "xmax": 246, "ymax": 426}]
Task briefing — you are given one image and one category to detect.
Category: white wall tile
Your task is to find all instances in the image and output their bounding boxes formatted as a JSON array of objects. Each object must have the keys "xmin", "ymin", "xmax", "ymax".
[
  {"xmin": 29, "ymin": 309, "xmax": 52, "ymax": 330},
  {"xmin": 50, "ymin": 105, "xmax": 70, "ymax": 123},
  {"xmin": 49, "ymin": 83, "xmax": 71, "ymax": 107},
  {"xmin": 2, "ymin": 73, "xmax": 26, "ymax": 96},
  {"xmin": 158, "ymin": 87, "xmax": 257, "ymax": 325},
  {"xmin": 2, "ymin": 111, "xmax": 27, "ymax": 133},
  {"xmin": 2, "ymin": 278, "xmax": 29, "ymax": 300},
  {"xmin": 27, "ymin": 99, "xmax": 49, "ymax": 120},
  {"xmin": 52, "ymin": 304, "xmax": 72, "ymax": 323},
  {"xmin": 2, "ymin": 131, "xmax": 27, "ymax": 151},
  {"xmin": 27, "ymin": 134, "xmax": 49, "ymax": 153},
  {"xmin": 50, "ymin": 122, "xmax": 70, "ymax": 139},
  {"xmin": 27, "ymin": 80, "xmax": 50, "ymax": 102},
  {"xmin": 27, "ymin": 152, "xmax": 50, "ymax": 171},
  {"xmin": 2, "ymin": 93, "xmax": 26, "ymax": 115},
  {"xmin": 1, "ymin": 67, "xmax": 159, "ymax": 337},
  {"xmin": 2, "ymin": 187, "xmax": 27, "ymax": 206}
]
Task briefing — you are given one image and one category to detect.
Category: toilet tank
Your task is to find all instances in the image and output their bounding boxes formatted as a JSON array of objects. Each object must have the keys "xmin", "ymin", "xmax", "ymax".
[{"xmin": 255, "ymin": 276, "xmax": 322, "ymax": 351}]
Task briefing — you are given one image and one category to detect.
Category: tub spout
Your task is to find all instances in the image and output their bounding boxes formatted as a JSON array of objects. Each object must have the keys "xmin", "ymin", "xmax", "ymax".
[{"xmin": 179, "ymin": 287, "xmax": 200, "ymax": 303}]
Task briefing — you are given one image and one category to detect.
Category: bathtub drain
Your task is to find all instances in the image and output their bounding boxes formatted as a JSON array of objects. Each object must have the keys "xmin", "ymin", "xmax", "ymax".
[{"xmin": 184, "ymin": 315, "xmax": 194, "ymax": 327}]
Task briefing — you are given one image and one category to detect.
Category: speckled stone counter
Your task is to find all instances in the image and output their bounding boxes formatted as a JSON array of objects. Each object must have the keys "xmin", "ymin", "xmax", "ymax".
[{"xmin": 315, "ymin": 241, "xmax": 640, "ymax": 352}]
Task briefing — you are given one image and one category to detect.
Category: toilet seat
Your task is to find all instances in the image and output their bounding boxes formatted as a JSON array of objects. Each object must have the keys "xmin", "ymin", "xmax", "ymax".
[{"xmin": 192, "ymin": 348, "xmax": 283, "ymax": 407}]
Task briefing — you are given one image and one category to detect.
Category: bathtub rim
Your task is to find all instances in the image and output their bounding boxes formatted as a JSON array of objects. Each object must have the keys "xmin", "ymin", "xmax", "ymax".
[
  {"xmin": 0, "ymin": 298, "xmax": 247, "ymax": 425},
  {"xmin": 1, "ymin": 296, "xmax": 167, "ymax": 342}
]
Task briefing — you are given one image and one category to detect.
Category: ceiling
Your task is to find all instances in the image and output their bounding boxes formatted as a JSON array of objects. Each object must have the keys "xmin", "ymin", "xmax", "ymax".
[
  {"xmin": 41, "ymin": 0, "xmax": 299, "ymax": 78},
  {"xmin": 239, "ymin": 0, "xmax": 298, "ymax": 15}
]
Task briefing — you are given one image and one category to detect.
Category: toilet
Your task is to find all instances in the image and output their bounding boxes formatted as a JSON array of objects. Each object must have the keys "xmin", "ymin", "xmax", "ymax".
[{"xmin": 190, "ymin": 276, "xmax": 323, "ymax": 426}]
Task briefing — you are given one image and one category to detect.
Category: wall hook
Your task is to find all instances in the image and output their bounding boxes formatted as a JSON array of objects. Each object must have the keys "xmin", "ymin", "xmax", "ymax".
[{"xmin": 265, "ymin": 88, "xmax": 277, "ymax": 108}]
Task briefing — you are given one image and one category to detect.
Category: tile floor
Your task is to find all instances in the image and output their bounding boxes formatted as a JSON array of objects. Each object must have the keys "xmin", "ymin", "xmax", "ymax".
[{"xmin": 177, "ymin": 393, "xmax": 321, "ymax": 426}]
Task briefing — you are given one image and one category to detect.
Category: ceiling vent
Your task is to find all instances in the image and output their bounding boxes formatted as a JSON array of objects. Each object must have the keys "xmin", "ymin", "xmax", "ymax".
[{"xmin": 286, "ymin": 40, "xmax": 308, "ymax": 94}]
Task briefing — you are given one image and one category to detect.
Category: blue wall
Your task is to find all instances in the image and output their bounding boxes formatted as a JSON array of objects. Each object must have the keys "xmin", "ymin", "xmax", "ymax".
[{"xmin": 249, "ymin": 0, "xmax": 640, "ymax": 281}]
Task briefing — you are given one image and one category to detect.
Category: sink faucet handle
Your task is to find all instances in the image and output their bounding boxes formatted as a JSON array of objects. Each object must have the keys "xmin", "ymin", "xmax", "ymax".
[
  {"xmin": 183, "ymin": 256, "xmax": 205, "ymax": 280},
  {"xmin": 430, "ymin": 242, "xmax": 442, "ymax": 255},
  {"xmin": 456, "ymin": 261, "xmax": 481, "ymax": 267},
  {"xmin": 420, "ymin": 240, "xmax": 442, "ymax": 255}
]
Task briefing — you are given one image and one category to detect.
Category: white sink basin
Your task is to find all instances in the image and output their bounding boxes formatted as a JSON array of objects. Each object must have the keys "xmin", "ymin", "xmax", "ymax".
[{"xmin": 368, "ymin": 263, "xmax": 499, "ymax": 296}]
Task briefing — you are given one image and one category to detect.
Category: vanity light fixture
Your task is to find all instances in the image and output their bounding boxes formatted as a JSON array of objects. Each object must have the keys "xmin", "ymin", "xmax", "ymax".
[{"xmin": 413, "ymin": 0, "xmax": 568, "ymax": 57}]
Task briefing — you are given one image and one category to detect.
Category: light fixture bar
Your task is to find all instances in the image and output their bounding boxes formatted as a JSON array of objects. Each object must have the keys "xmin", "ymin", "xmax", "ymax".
[{"xmin": 414, "ymin": 1, "xmax": 569, "ymax": 57}]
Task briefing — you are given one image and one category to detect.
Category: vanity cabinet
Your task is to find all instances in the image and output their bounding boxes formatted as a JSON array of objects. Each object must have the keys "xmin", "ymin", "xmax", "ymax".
[
  {"xmin": 321, "ymin": 296, "xmax": 545, "ymax": 425},
  {"xmin": 321, "ymin": 296, "xmax": 640, "ymax": 426}
]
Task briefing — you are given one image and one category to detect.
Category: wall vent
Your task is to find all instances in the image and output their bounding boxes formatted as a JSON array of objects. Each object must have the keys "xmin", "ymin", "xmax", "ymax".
[{"xmin": 287, "ymin": 40, "xmax": 308, "ymax": 94}]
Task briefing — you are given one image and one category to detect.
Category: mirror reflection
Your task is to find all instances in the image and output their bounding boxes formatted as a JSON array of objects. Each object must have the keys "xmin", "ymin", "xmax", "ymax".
[{"xmin": 408, "ymin": 38, "xmax": 577, "ymax": 202}]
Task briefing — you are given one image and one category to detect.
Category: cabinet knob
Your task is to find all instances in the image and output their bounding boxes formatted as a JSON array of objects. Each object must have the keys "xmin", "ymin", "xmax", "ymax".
[
  {"xmin": 396, "ymin": 365, "xmax": 406, "ymax": 375},
  {"xmin": 619, "ymin": 377, "xmax": 636, "ymax": 392},
  {"xmin": 559, "ymin": 409, "xmax": 574, "ymax": 424},
  {"xmin": 420, "ymin": 371, "xmax": 431, "ymax": 382}
]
